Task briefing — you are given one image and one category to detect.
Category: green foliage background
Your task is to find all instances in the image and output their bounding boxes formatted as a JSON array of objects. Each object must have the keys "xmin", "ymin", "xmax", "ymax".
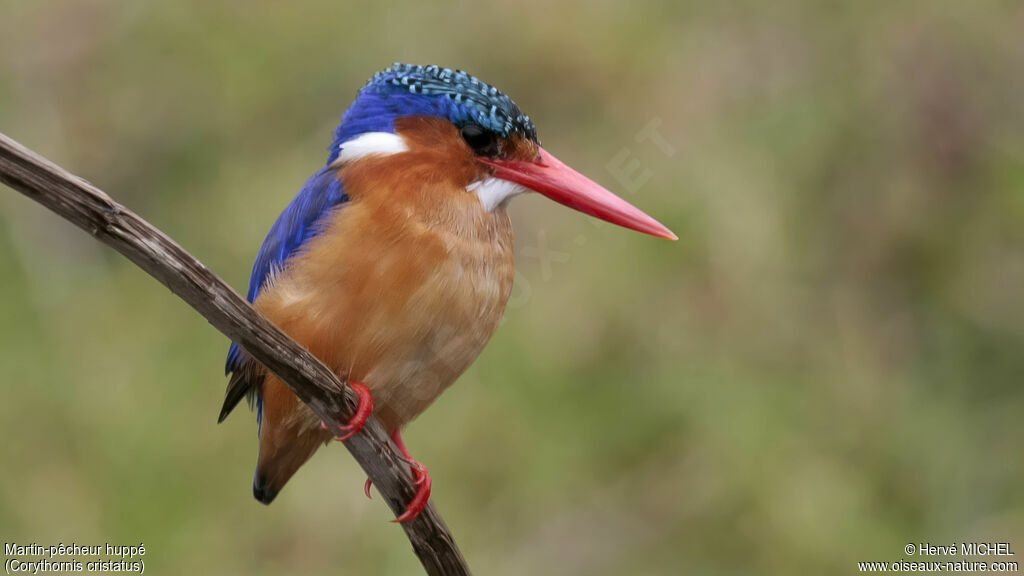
[{"xmin": 2, "ymin": 2, "xmax": 1024, "ymax": 574}]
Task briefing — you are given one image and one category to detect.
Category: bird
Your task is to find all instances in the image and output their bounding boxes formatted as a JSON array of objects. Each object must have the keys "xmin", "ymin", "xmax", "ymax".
[{"xmin": 219, "ymin": 63, "xmax": 676, "ymax": 522}]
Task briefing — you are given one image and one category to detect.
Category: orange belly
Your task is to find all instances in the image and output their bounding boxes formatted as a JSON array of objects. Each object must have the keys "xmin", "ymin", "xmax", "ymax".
[{"xmin": 254, "ymin": 189, "xmax": 515, "ymax": 434}]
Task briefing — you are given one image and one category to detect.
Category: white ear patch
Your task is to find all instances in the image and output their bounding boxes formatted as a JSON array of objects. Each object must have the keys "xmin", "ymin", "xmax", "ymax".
[
  {"xmin": 335, "ymin": 132, "xmax": 409, "ymax": 164},
  {"xmin": 467, "ymin": 178, "xmax": 530, "ymax": 212}
]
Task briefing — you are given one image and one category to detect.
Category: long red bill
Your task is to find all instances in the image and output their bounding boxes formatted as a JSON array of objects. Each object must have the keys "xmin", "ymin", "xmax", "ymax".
[{"xmin": 479, "ymin": 147, "xmax": 677, "ymax": 240}]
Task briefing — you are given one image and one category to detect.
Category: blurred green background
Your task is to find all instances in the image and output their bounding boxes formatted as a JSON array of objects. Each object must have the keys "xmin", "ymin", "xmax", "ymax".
[{"xmin": 2, "ymin": 1, "xmax": 1024, "ymax": 574}]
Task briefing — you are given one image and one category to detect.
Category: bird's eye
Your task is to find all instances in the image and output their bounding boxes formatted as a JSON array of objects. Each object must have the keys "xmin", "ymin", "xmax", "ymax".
[{"xmin": 460, "ymin": 124, "xmax": 498, "ymax": 157}]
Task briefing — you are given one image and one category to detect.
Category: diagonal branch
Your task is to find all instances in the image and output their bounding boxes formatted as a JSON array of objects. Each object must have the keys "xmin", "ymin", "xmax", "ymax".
[{"xmin": 0, "ymin": 132, "xmax": 471, "ymax": 576}]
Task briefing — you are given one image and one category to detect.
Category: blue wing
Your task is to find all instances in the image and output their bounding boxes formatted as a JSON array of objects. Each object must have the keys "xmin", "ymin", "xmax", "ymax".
[
  {"xmin": 246, "ymin": 167, "xmax": 349, "ymax": 303},
  {"xmin": 220, "ymin": 166, "xmax": 348, "ymax": 421}
]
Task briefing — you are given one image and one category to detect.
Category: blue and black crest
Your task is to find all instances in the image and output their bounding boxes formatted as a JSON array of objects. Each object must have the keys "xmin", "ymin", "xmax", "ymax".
[
  {"xmin": 366, "ymin": 63, "xmax": 538, "ymax": 139},
  {"xmin": 331, "ymin": 63, "xmax": 538, "ymax": 160}
]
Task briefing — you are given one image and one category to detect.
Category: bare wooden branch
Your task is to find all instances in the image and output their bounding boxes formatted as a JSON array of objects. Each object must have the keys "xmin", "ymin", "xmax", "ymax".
[{"xmin": 0, "ymin": 132, "xmax": 471, "ymax": 576}]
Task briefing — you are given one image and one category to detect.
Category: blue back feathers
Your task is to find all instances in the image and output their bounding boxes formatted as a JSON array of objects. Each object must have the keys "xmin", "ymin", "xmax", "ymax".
[
  {"xmin": 225, "ymin": 168, "xmax": 347, "ymax": 373},
  {"xmin": 226, "ymin": 63, "xmax": 537, "ymax": 375}
]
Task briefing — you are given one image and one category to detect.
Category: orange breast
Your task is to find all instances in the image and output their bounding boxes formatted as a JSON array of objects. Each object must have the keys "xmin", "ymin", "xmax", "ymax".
[{"xmin": 254, "ymin": 159, "xmax": 515, "ymax": 433}]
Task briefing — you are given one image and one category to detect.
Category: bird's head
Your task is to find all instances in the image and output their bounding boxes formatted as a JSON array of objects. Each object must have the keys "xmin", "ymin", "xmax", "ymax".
[{"xmin": 329, "ymin": 63, "xmax": 675, "ymax": 240}]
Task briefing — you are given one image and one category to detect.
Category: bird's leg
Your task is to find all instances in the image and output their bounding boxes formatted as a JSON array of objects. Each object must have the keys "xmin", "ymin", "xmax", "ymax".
[
  {"xmin": 362, "ymin": 430, "xmax": 433, "ymax": 522},
  {"xmin": 390, "ymin": 429, "xmax": 432, "ymax": 523},
  {"xmin": 320, "ymin": 381, "xmax": 374, "ymax": 442}
]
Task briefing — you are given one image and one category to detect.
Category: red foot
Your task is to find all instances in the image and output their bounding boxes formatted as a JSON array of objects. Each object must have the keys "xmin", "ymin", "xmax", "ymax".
[
  {"xmin": 320, "ymin": 381, "xmax": 373, "ymax": 442},
  {"xmin": 351, "ymin": 429, "xmax": 432, "ymax": 520},
  {"xmin": 390, "ymin": 430, "xmax": 432, "ymax": 523}
]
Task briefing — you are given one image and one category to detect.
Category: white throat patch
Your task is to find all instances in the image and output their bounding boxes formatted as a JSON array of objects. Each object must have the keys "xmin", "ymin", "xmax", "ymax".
[
  {"xmin": 468, "ymin": 177, "xmax": 530, "ymax": 212},
  {"xmin": 334, "ymin": 132, "xmax": 409, "ymax": 164}
]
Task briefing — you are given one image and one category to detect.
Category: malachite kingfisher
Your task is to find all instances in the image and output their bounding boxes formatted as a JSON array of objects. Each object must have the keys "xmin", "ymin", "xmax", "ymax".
[{"xmin": 220, "ymin": 63, "xmax": 676, "ymax": 522}]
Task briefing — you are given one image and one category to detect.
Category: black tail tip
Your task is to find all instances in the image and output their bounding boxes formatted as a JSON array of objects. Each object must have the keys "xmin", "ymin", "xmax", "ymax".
[{"xmin": 252, "ymin": 474, "xmax": 278, "ymax": 505}]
